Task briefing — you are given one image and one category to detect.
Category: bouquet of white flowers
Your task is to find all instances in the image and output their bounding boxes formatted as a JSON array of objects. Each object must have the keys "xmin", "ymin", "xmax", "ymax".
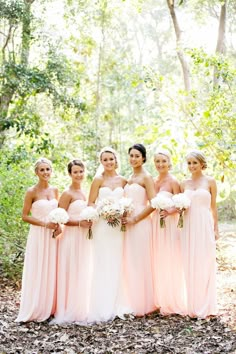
[
  {"xmin": 97, "ymin": 197, "xmax": 122, "ymax": 228},
  {"xmin": 79, "ymin": 206, "xmax": 99, "ymax": 239},
  {"xmin": 118, "ymin": 197, "xmax": 134, "ymax": 231},
  {"xmin": 172, "ymin": 193, "xmax": 191, "ymax": 228},
  {"xmin": 151, "ymin": 194, "xmax": 174, "ymax": 228},
  {"xmin": 48, "ymin": 207, "xmax": 69, "ymax": 238}
]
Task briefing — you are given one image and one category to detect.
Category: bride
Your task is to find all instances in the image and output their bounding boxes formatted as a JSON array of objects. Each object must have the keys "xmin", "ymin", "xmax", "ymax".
[{"xmin": 86, "ymin": 147, "xmax": 128, "ymax": 323}]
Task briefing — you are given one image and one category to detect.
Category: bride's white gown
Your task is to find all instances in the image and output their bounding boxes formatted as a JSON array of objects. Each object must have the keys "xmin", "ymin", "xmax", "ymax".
[{"xmin": 87, "ymin": 186, "xmax": 126, "ymax": 323}]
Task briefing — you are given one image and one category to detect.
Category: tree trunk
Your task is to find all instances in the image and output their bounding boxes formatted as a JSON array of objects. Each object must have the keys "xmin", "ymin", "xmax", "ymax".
[
  {"xmin": 166, "ymin": 0, "xmax": 190, "ymax": 92},
  {"xmin": 213, "ymin": 1, "xmax": 227, "ymax": 86},
  {"xmin": 21, "ymin": 0, "xmax": 34, "ymax": 65}
]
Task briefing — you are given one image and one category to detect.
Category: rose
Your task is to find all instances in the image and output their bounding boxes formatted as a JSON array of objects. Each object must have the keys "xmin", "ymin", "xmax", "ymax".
[
  {"xmin": 48, "ymin": 208, "xmax": 69, "ymax": 238},
  {"xmin": 97, "ymin": 198, "xmax": 122, "ymax": 228},
  {"xmin": 151, "ymin": 194, "xmax": 174, "ymax": 228},
  {"xmin": 172, "ymin": 193, "xmax": 191, "ymax": 228}
]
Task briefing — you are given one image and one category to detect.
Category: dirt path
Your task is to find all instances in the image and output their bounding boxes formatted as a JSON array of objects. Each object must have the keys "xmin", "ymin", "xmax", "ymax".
[{"xmin": 0, "ymin": 222, "xmax": 235, "ymax": 354}]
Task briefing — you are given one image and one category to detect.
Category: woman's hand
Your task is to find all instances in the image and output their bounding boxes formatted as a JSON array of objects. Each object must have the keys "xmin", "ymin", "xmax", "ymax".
[
  {"xmin": 123, "ymin": 216, "xmax": 136, "ymax": 225},
  {"xmin": 159, "ymin": 209, "xmax": 169, "ymax": 218},
  {"xmin": 215, "ymin": 230, "xmax": 220, "ymax": 241},
  {"xmin": 79, "ymin": 220, "xmax": 93, "ymax": 229},
  {"xmin": 45, "ymin": 221, "xmax": 58, "ymax": 230},
  {"xmin": 53, "ymin": 224, "xmax": 62, "ymax": 238},
  {"xmin": 160, "ymin": 207, "xmax": 179, "ymax": 219}
]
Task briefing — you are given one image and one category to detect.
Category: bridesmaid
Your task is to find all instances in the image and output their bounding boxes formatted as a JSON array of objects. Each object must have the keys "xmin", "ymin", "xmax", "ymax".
[
  {"xmin": 123, "ymin": 143, "xmax": 156, "ymax": 316},
  {"xmin": 180, "ymin": 150, "xmax": 219, "ymax": 318},
  {"xmin": 152, "ymin": 149, "xmax": 186, "ymax": 315},
  {"xmin": 53, "ymin": 159, "xmax": 92, "ymax": 324},
  {"xmin": 87, "ymin": 147, "xmax": 127, "ymax": 323},
  {"xmin": 16, "ymin": 158, "xmax": 59, "ymax": 322}
]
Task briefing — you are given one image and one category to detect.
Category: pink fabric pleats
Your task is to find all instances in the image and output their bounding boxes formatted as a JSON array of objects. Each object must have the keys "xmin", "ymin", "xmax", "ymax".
[{"xmin": 16, "ymin": 199, "xmax": 58, "ymax": 322}]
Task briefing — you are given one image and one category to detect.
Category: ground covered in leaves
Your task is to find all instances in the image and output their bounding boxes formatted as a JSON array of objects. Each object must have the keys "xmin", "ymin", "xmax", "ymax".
[{"xmin": 1, "ymin": 223, "xmax": 236, "ymax": 354}]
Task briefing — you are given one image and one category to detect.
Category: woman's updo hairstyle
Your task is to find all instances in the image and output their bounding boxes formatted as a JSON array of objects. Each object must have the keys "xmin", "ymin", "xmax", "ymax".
[
  {"xmin": 34, "ymin": 157, "xmax": 52, "ymax": 172},
  {"xmin": 186, "ymin": 150, "xmax": 207, "ymax": 170},
  {"xmin": 128, "ymin": 143, "xmax": 147, "ymax": 163},
  {"xmin": 154, "ymin": 149, "xmax": 172, "ymax": 169},
  {"xmin": 99, "ymin": 147, "xmax": 118, "ymax": 169},
  {"xmin": 67, "ymin": 159, "xmax": 85, "ymax": 174}
]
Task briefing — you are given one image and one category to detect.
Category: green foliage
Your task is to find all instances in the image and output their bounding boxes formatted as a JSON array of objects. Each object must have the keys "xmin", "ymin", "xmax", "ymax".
[
  {"xmin": 0, "ymin": 0, "xmax": 236, "ymax": 280},
  {"xmin": 0, "ymin": 0, "xmax": 25, "ymax": 23},
  {"xmin": 0, "ymin": 151, "xmax": 33, "ymax": 280}
]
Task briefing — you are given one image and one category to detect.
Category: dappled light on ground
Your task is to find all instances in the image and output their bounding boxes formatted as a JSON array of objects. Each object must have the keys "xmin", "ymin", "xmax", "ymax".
[{"xmin": 0, "ymin": 223, "xmax": 235, "ymax": 353}]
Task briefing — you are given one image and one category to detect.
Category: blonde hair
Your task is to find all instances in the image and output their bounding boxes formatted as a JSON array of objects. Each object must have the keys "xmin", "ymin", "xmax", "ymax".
[
  {"xmin": 34, "ymin": 157, "xmax": 52, "ymax": 172},
  {"xmin": 154, "ymin": 149, "xmax": 172, "ymax": 169},
  {"xmin": 186, "ymin": 150, "xmax": 207, "ymax": 170}
]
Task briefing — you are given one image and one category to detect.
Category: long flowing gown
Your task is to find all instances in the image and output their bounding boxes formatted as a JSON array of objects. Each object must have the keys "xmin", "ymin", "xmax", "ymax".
[
  {"xmin": 53, "ymin": 200, "xmax": 92, "ymax": 324},
  {"xmin": 16, "ymin": 199, "xmax": 58, "ymax": 322},
  {"xmin": 87, "ymin": 187, "xmax": 125, "ymax": 323},
  {"xmin": 123, "ymin": 183, "xmax": 156, "ymax": 316},
  {"xmin": 180, "ymin": 189, "xmax": 217, "ymax": 318},
  {"xmin": 152, "ymin": 191, "xmax": 186, "ymax": 315}
]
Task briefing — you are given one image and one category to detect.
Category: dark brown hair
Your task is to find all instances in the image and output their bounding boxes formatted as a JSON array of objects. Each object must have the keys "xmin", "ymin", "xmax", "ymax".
[{"xmin": 67, "ymin": 159, "xmax": 85, "ymax": 174}]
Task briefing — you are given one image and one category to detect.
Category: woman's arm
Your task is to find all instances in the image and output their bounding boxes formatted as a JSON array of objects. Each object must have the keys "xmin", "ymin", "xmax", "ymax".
[
  {"xmin": 88, "ymin": 177, "xmax": 101, "ymax": 206},
  {"xmin": 126, "ymin": 175, "xmax": 156, "ymax": 224}
]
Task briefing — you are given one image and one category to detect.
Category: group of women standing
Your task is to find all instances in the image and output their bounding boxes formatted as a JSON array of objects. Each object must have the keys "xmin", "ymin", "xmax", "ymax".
[{"xmin": 16, "ymin": 144, "xmax": 219, "ymax": 324}]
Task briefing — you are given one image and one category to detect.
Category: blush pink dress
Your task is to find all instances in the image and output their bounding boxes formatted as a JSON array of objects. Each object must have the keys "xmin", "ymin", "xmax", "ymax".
[
  {"xmin": 152, "ymin": 191, "xmax": 186, "ymax": 315},
  {"xmin": 53, "ymin": 200, "xmax": 92, "ymax": 323},
  {"xmin": 180, "ymin": 189, "xmax": 217, "ymax": 318},
  {"xmin": 123, "ymin": 183, "xmax": 156, "ymax": 316},
  {"xmin": 16, "ymin": 199, "xmax": 58, "ymax": 322}
]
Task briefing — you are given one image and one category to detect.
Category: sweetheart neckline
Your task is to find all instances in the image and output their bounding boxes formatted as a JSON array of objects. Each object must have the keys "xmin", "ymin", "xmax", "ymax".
[
  {"xmin": 185, "ymin": 188, "xmax": 210, "ymax": 194},
  {"xmin": 125, "ymin": 182, "xmax": 145, "ymax": 190},
  {"xmin": 156, "ymin": 191, "xmax": 173, "ymax": 195},
  {"xmin": 69, "ymin": 199, "xmax": 87, "ymax": 206},
  {"xmin": 32, "ymin": 198, "xmax": 57, "ymax": 205},
  {"xmin": 100, "ymin": 186, "xmax": 124, "ymax": 192}
]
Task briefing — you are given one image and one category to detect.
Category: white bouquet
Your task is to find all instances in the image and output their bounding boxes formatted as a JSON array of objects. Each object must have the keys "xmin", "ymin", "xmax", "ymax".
[
  {"xmin": 151, "ymin": 194, "xmax": 174, "ymax": 228},
  {"xmin": 97, "ymin": 198, "xmax": 122, "ymax": 228},
  {"xmin": 48, "ymin": 208, "xmax": 69, "ymax": 238},
  {"xmin": 79, "ymin": 206, "xmax": 99, "ymax": 239},
  {"xmin": 118, "ymin": 197, "xmax": 134, "ymax": 231},
  {"xmin": 172, "ymin": 193, "xmax": 191, "ymax": 228}
]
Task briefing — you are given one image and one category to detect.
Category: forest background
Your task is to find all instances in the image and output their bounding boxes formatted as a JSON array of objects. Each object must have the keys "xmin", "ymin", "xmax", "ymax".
[{"xmin": 0, "ymin": 0, "xmax": 235, "ymax": 280}]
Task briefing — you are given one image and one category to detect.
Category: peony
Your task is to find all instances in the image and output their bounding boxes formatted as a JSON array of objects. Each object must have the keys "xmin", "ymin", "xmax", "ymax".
[
  {"xmin": 97, "ymin": 198, "xmax": 122, "ymax": 228},
  {"xmin": 79, "ymin": 206, "xmax": 99, "ymax": 239},
  {"xmin": 48, "ymin": 208, "xmax": 69, "ymax": 238},
  {"xmin": 151, "ymin": 194, "xmax": 174, "ymax": 228},
  {"xmin": 172, "ymin": 193, "xmax": 191, "ymax": 228}
]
